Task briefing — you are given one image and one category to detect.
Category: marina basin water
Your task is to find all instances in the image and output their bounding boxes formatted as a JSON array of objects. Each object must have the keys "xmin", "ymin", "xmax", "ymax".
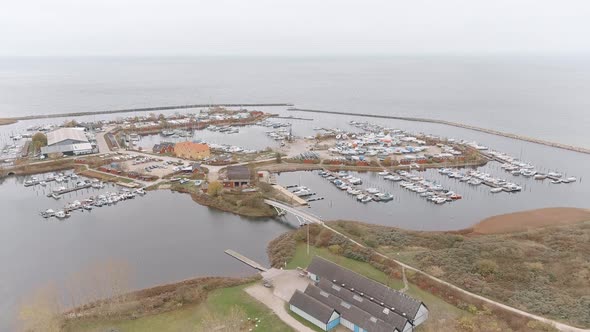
[{"xmin": 0, "ymin": 175, "xmax": 291, "ymax": 330}]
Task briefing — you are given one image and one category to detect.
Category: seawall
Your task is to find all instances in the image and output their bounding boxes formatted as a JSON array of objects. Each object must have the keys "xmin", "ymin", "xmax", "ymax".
[{"xmin": 288, "ymin": 108, "xmax": 590, "ymax": 155}]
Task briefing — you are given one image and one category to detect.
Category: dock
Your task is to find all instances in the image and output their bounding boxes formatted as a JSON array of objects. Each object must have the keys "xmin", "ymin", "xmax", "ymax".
[
  {"xmin": 272, "ymin": 184, "xmax": 308, "ymax": 206},
  {"xmin": 46, "ymin": 183, "xmax": 92, "ymax": 197},
  {"xmin": 224, "ymin": 249, "xmax": 268, "ymax": 272}
]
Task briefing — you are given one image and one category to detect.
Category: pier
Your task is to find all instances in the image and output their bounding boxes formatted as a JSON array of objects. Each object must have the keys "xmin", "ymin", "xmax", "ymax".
[
  {"xmin": 46, "ymin": 183, "xmax": 92, "ymax": 197},
  {"xmin": 224, "ymin": 249, "xmax": 268, "ymax": 272},
  {"xmin": 272, "ymin": 184, "xmax": 309, "ymax": 206},
  {"xmin": 288, "ymin": 108, "xmax": 590, "ymax": 155}
]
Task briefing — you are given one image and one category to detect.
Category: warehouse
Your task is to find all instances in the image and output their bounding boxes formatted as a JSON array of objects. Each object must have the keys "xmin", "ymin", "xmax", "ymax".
[
  {"xmin": 290, "ymin": 257, "xmax": 428, "ymax": 332},
  {"xmin": 40, "ymin": 128, "xmax": 93, "ymax": 156}
]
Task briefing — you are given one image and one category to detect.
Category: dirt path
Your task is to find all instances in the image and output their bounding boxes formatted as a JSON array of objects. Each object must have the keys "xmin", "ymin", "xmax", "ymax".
[
  {"xmin": 471, "ymin": 207, "xmax": 590, "ymax": 234},
  {"xmin": 319, "ymin": 222, "xmax": 588, "ymax": 332},
  {"xmin": 245, "ymin": 284, "xmax": 316, "ymax": 332}
]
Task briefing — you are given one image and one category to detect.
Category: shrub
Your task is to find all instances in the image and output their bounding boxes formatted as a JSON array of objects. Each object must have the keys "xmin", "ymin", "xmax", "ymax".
[{"xmin": 475, "ymin": 259, "xmax": 498, "ymax": 276}]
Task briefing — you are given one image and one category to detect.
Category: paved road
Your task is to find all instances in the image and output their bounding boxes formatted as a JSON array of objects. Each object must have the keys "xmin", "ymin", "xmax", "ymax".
[{"xmin": 245, "ymin": 284, "xmax": 316, "ymax": 332}]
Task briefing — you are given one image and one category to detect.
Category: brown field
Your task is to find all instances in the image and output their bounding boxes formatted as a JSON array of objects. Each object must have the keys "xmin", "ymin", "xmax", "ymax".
[{"xmin": 472, "ymin": 207, "xmax": 590, "ymax": 234}]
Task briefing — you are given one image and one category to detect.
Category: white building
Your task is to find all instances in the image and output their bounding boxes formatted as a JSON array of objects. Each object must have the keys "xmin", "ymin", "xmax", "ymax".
[{"xmin": 41, "ymin": 127, "xmax": 93, "ymax": 156}]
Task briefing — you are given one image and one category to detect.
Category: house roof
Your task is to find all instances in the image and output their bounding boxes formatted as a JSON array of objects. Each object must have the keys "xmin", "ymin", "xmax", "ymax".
[
  {"xmin": 289, "ymin": 290, "xmax": 336, "ymax": 324},
  {"xmin": 307, "ymin": 256, "xmax": 423, "ymax": 321},
  {"xmin": 317, "ymin": 278, "xmax": 409, "ymax": 331},
  {"xmin": 303, "ymin": 284, "xmax": 396, "ymax": 332},
  {"xmin": 47, "ymin": 128, "xmax": 88, "ymax": 146},
  {"xmin": 174, "ymin": 141, "xmax": 209, "ymax": 152},
  {"xmin": 226, "ymin": 165, "xmax": 250, "ymax": 180}
]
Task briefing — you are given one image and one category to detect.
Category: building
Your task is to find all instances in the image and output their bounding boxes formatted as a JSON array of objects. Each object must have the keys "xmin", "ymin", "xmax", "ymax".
[
  {"xmin": 224, "ymin": 165, "xmax": 251, "ymax": 188},
  {"xmin": 173, "ymin": 141, "xmax": 210, "ymax": 160},
  {"xmin": 41, "ymin": 127, "xmax": 93, "ymax": 156},
  {"xmin": 289, "ymin": 257, "xmax": 428, "ymax": 332},
  {"xmin": 152, "ymin": 142, "xmax": 175, "ymax": 154}
]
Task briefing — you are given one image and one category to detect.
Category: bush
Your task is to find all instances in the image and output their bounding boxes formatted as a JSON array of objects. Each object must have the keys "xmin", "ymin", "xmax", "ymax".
[
  {"xmin": 475, "ymin": 259, "xmax": 498, "ymax": 276},
  {"xmin": 208, "ymin": 181, "xmax": 223, "ymax": 197}
]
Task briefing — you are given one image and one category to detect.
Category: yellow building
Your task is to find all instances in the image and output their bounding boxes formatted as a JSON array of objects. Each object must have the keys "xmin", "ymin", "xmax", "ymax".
[{"xmin": 174, "ymin": 142, "xmax": 210, "ymax": 160}]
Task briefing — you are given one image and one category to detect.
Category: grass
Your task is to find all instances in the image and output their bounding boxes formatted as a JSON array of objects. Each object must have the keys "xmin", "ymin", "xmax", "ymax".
[
  {"xmin": 78, "ymin": 169, "xmax": 135, "ymax": 184},
  {"xmin": 288, "ymin": 243, "xmax": 404, "ymax": 290},
  {"xmin": 64, "ymin": 284, "xmax": 292, "ymax": 332}
]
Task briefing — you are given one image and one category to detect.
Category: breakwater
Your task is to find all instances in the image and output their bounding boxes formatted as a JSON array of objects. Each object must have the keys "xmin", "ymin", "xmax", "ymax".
[
  {"xmin": 288, "ymin": 108, "xmax": 590, "ymax": 155},
  {"xmin": 6, "ymin": 103, "xmax": 293, "ymax": 122}
]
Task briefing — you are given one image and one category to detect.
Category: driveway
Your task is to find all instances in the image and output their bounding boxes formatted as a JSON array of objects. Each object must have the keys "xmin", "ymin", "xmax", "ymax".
[{"xmin": 245, "ymin": 283, "xmax": 316, "ymax": 332}]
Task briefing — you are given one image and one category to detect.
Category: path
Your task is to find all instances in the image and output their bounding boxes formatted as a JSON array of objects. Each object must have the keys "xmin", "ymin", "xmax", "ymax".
[
  {"xmin": 319, "ymin": 224, "xmax": 587, "ymax": 332},
  {"xmin": 245, "ymin": 284, "xmax": 315, "ymax": 332}
]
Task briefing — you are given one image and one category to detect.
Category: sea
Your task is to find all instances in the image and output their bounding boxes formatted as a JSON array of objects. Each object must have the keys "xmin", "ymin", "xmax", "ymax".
[{"xmin": 0, "ymin": 55, "xmax": 589, "ymax": 330}]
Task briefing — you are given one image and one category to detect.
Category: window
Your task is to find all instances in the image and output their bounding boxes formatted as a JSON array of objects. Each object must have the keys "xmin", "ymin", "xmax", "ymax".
[
  {"xmin": 369, "ymin": 317, "xmax": 378, "ymax": 323},
  {"xmin": 320, "ymin": 291, "xmax": 330, "ymax": 298},
  {"xmin": 332, "ymin": 284, "xmax": 341, "ymax": 292},
  {"xmin": 353, "ymin": 294, "xmax": 363, "ymax": 302},
  {"xmin": 340, "ymin": 301, "xmax": 351, "ymax": 309}
]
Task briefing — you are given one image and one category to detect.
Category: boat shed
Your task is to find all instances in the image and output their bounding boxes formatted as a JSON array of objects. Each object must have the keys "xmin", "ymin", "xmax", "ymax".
[
  {"xmin": 289, "ymin": 290, "xmax": 341, "ymax": 331},
  {"xmin": 298, "ymin": 256, "xmax": 428, "ymax": 331},
  {"xmin": 41, "ymin": 128, "xmax": 92, "ymax": 156}
]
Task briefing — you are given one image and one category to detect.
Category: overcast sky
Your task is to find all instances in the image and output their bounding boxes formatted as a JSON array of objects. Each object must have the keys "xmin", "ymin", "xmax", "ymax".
[{"xmin": 1, "ymin": 0, "xmax": 589, "ymax": 56}]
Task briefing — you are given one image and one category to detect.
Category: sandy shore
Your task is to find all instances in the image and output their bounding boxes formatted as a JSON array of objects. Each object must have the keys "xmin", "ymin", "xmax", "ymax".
[
  {"xmin": 471, "ymin": 207, "xmax": 590, "ymax": 234},
  {"xmin": 0, "ymin": 118, "xmax": 17, "ymax": 126}
]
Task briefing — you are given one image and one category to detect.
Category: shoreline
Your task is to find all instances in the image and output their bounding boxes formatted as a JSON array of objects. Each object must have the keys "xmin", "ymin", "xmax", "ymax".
[{"xmin": 288, "ymin": 107, "xmax": 590, "ymax": 155}]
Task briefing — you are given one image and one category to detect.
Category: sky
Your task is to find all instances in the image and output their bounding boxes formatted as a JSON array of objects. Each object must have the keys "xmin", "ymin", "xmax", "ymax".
[{"xmin": 1, "ymin": 0, "xmax": 589, "ymax": 56}]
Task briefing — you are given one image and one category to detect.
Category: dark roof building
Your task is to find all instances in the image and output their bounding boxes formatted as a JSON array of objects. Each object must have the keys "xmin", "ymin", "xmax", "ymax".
[
  {"xmin": 289, "ymin": 256, "xmax": 429, "ymax": 332},
  {"xmin": 224, "ymin": 165, "xmax": 251, "ymax": 188}
]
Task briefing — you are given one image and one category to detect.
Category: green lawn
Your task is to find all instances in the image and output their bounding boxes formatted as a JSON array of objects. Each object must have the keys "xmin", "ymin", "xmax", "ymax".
[
  {"xmin": 64, "ymin": 284, "xmax": 293, "ymax": 332},
  {"xmin": 288, "ymin": 243, "xmax": 404, "ymax": 290}
]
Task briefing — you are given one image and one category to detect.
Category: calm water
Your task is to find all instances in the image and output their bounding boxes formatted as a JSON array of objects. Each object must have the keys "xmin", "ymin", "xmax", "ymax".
[
  {"xmin": 1, "ymin": 56, "xmax": 590, "ymax": 330},
  {"xmin": 0, "ymin": 56, "xmax": 589, "ymax": 148},
  {"xmin": 0, "ymin": 174, "xmax": 291, "ymax": 329}
]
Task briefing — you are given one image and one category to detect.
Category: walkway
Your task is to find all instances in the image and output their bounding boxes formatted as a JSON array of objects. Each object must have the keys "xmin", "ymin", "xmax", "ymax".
[
  {"xmin": 263, "ymin": 199, "xmax": 323, "ymax": 224},
  {"xmin": 246, "ymin": 285, "xmax": 315, "ymax": 332},
  {"xmin": 320, "ymin": 223, "xmax": 588, "ymax": 332}
]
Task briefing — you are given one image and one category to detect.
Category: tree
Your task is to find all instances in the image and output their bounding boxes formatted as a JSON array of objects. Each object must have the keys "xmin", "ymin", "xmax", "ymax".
[
  {"xmin": 208, "ymin": 181, "xmax": 223, "ymax": 197},
  {"xmin": 63, "ymin": 120, "xmax": 79, "ymax": 127},
  {"xmin": 275, "ymin": 152, "xmax": 282, "ymax": 163},
  {"xmin": 31, "ymin": 132, "xmax": 48, "ymax": 152}
]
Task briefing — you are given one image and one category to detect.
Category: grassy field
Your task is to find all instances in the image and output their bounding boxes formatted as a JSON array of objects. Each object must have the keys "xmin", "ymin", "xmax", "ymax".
[
  {"xmin": 288, "ymin": 243, "xmax": 404, "ymax": 290},
  {"xmin": 287, "ymin": 243, "xmax": 474, "ymax": 332},
  {"xmin": 0, "ymin": 118, "xmax": 17, "ymax": 125},
  {"xmin": 64, "ymin": 284, "xmax": 292, "ymax": 332},
  {"xmin": 330, "ymin": 220, "xmax": 590, "ymax": 328}
]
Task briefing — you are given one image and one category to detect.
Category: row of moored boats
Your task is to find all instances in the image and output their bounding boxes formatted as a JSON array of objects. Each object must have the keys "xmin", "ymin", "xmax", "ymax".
[{"xmin": 40, "ymin": 188, "xmax": 146, "ymax": 219}]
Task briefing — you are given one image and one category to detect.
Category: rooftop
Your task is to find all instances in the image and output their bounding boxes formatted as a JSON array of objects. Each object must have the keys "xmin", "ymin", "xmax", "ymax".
[{"xmin": 47, "ymin": 128, "xmax": 88, "ymax": 146}]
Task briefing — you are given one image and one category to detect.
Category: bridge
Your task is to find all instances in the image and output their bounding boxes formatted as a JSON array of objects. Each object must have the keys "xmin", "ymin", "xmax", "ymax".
[{"xmin": 263, "ymin": 199, "xmax": 323, "ymax": 226}]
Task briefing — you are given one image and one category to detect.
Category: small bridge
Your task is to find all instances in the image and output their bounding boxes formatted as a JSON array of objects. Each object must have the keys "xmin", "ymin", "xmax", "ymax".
[{"xmin": 264, "ymin": 199, "xmax": 323, "ymax": 226}]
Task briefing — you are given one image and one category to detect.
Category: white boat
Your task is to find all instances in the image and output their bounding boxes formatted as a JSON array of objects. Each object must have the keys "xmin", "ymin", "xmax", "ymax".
[
  {"xmin": 40, "ymin": 209, "xmax": 55, "ymax": 218},
  {"xmin": 366, "ymin": 188, "xmax": 379, "ymax": 194},
  {"xmin": 551, "ymin": 179, "xmax": 562, "ymax": 184},
  {"xmin": 490, "ymin": 187, "xmax": 503, "ymax": 193},
  {"xmin": 134, "ymin": 188, "xmax": 147, "ymax": 195},
  {"xmin": 533, "ymin": 174, "xmax": 547, "ymax": 180},
  {"xmin": 563, "ymin": 177, "xmax": 577, "ymax": 183},
  {"xmin": 360, "ymin": 196, "xmax": 372, "ymax": 203},
  {"xmin": 548, "ymin": 172, "xmax": 562, "ymax": 178},
  {"xmin": 377, "ymin": 171, "xmax": 389, "ymax": 176},
  {"xmin": 39, "ymin": 181, "xmax": 47, "ymax": 186},
  {"xmin": 55, "ymin": 210, "xmax": 70, "ymax": 219}
]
